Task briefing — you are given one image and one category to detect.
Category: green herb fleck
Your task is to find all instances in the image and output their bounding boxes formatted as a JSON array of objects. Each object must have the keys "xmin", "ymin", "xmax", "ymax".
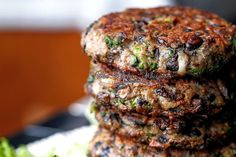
[
  {"xmin": 232, "ymin": 37, "xmax": 236, "ymax": 49},
  {"xmin": 131, "ymin": 44, "xmax": 159, "ymax": 71},
  {"xmin": 116, "ymin": 98, "xmax": 125, "ymax": 105},
  {"xmin": 189, "ymin": 67, "xmax": 205, "ymax": 76},
  {"xmin": 210, "ymin": 151, "xmax": 222, "ymax": 157},
  {"xmin": 163, "ymin": 18, "xmax": 173, "ymax": 23},
  {"xmin": 133, "ymin": 46, "xmax": 142, "ymax": 55},
  {"xmin": 120, "ymin": 144, "xmax": 125, "ymax": 150},
  {"xmin": 167, "ymin": 64, "xmax": 179, "ymax": 71},
  {"xmin": 156, "ymin": 16, "xmax": 173, "ymax": 24},
  {"xmin": 138, "ymin": 62, "xmax": 145, "ymax": 70},
  {"xmin": 130, "ymin": 98, "xmax": 137, "ymax": 109},
  {"xmin": 208, "ymin": 57, "xmax": 225, "ymax": 73},
  {"xmin": 87, "ymin": 75, "xmax": 95, "ymax": 84},
  {"xmin": 90, "ymin": 102, "xmax": 98, "ymax": 113},
  {"xmin": 132, "ymin": 45, "xmax": 146, "ymax": 70},
  {"xmin": 209, "ymin": 64, "xmax": 221, "ymax": 73},
  {"xmin": 168, "ymin": 50, "xmax": 175, "ymax": 59},
  {"xmin": 148, "ymin": 62, "xmax": 158, "ymax": 70},
  {"xmin": 0, "ymin": 138, "xmax": 16, "ymax": 157},
  {"xmin": 17, "ymin": 145, "xmax": 33, "ymax": 157},
  {"xmin": 100, "ymin": 111, "xmax": 106, "ymax": 118},
  {"xmin": 0, "ymin": 138, "xmax": 35, "ymax": 157},
  {"xmin": 46, "ymin": 149, "xmax": 58, "ymax": 157},
  {"xmin": 230, "ymin": 93, "xmax": 235, "ymax": 100},
  {"xmin": 104, "ymin": 36, "xmax": 121, "ymax": 49},
  {"xmin": 130, "ymin": 55, "xmax": 138, "ymax": 66}
]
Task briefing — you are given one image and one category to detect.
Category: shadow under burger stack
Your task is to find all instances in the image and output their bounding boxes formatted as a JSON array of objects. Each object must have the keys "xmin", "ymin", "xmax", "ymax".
[{"xmin": 82, "ymin": 6, "xmax": 236, "ymax": 157}]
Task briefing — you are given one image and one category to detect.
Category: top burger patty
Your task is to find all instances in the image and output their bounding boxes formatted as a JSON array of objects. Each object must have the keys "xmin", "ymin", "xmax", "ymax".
[{"xmin": 82, "ymin": 6, "xmax": 236, "ymax": 78}]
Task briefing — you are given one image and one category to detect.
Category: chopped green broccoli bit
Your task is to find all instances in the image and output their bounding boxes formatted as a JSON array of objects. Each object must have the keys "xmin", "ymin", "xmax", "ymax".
[
  {"xmin": 100, "ymin": 111, "xmax": 106, "ymax": 117},
  {"xmin": 0, "ymin": 138, "xmax": 16, "ymax": 157},
  {"xmin": 17, "ymin": 145, "xmax": 33, "ymax": 157},
  {"xmin": 132, "ymin": 45, "xmax": 146, "ymax": 70},
  {"xmin": 168, "ymin": 65, "xmax": 178, "ymax": 71},
  {"xmin": 115, "ymin": 98, "xmax": 125, "ymax": 106},
  {"xmin": 130, "ymin": 55, "xmax": 138, "ymax": 66},
  {"xmin": 148, "ymin": 62, "xmax": 158, "ymax": 70},
  {"xmin": 168, "ymin": 50, "xmax": 175, "ymax": 59},
  {"xmin": 90, "ymin": 102, "xmax": 98, "ymax": 113},
  {"xmin": 87, "ymin": 75, "xmax": 95, "ymax": 84},
  {"xmin": 130, "ymin": 98, "xmax": 137, "ymax": 109},
  {"xmin": 155, "ymin": 16, "xmax": 173, "ymax": 24},
  {"xmin": 209, "ymin": 64, "xmax": 221, "ymax": 72},
  {"xmin": 138, "ymin": 62, "xmax": 145, "ymax": 70},
  {"xmin": 209, "ymin": 56, "xmax": 225, "ymax": 73},
  {"xmin": 0, "ymin": 138, "xmax": 33, "ymax": 157},
  {"xmin": 189, "ymin": 68, "xmax": 205, "ymax": 76},
  {"xmin": 46, "ymin": 151, "xmax": 58, "ymax": 157},
  {"xmin": 163, "ymin": 18, "xmax": 173, "ymax": 23},
  {"xmin": 104, "ymin": 36, "xmax": 121, "ymax": 49},
  {"xmin": 133, "ymin": 46, "xmax": 142, "ymax": 55},
  {"xmin": 131, "ymin": 44, "xmax": 159, "ymax": 71}
]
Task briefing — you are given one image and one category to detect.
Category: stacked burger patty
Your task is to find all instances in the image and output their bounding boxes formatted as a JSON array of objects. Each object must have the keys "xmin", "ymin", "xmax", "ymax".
[{"xmin": 82, "ymin": 6, "xmax": 236, "ymax": 157}]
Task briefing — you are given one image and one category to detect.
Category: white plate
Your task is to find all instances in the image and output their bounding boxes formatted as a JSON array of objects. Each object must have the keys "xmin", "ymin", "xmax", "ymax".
[{"xmin": 27, "ymin": 125, "xmax": 97, "ymax": 157}]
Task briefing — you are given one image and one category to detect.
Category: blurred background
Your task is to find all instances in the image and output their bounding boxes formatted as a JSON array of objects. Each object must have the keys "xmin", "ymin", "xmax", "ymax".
[{"xmin": 0, "ymin": 0, "xmax": 235, "ymax": 142}]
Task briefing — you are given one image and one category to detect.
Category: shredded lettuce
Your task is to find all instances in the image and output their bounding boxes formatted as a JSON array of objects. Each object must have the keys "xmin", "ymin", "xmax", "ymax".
[
  {"xmin": 0, "ymin": 103, "xmax": 96, "ymax": 157},
  {"xmin": 16, "ymin": 146, "xmax": 33, "ymax": 157},
  {"xmin": 0, "ymin": 125, "xmax": 96, "ymax": 157},
  {"xmin": 84, "ymin": 102, "xmax": 98, "ymax": 126},
  {"xmin": 0, "ymin": 138, "xmax": 16, "ymax": 157},
  {"xmin": 0, "ymin": 137, "xmax": 88, "ymax": 157},
  {"xmin": 0, "ymin": 138, "xmax": 34, "ymax": 157}
]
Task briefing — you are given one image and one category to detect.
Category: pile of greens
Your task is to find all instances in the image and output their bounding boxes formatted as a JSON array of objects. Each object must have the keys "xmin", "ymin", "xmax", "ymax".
[
  {"xmin": 0, "ymin": 138, "xmax": 33, "ymax": 157},
  {"xmin": 0, "ymin": 138, "xmax": 58, "ymax": 157},
  {"xmin": 0, "ymin": 105, "xmax": 96, "ymax": 157}
]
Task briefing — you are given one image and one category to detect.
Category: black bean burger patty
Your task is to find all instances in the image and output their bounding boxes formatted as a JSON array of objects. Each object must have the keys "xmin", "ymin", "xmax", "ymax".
[
  {"xmin": 88, "ymin": 128, "xmax": 236, "ymax": 157},
  {"xmin": 86, "ymin": 63, "xmax": 231, "ymax": 117},
  {"xmin": 82, "ymin": 6, "xmax": 236, "ymax": 78},
  {"xmin": 93, "ymin": 103, "xmax": 236, "ymax": 150}
]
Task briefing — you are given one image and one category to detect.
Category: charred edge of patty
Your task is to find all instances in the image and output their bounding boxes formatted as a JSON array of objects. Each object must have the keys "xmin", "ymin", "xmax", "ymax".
[{"xmin": 89, "ymin": 128, "xmax": 236, "ymax": 157}]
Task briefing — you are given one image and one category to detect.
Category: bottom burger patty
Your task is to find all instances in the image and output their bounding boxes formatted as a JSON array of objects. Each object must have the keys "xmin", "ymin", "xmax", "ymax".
[
  {"xmin": 94, "ymin": 103, "xmax": 236, "ymax": 150},
  {"xmin": 88, "ymin": 128, "xmax": 236, "ymax": 157}
]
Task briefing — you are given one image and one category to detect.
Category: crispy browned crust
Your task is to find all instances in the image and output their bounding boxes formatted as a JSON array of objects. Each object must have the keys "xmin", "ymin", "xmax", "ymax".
[
  {"xmin": 93, "ymin": 104, "xmax": 236, "ymax": 150},
  {"xmin": 86, "ymin": 62, "xmax": 232, "ymax": 117},
  {"xmin": 82, "ymin": 6, "xmax": 236, "ymax": 77},
  {"xmin": 88, "ymin": 128, "xmax": 236, "ymax": 157}
]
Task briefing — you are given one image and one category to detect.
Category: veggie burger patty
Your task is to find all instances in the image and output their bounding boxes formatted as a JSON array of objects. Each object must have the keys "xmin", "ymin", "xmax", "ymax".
[
  {"xmin": 82, "ymin": 6, "xmax": 236, "ymax": 77},
  {"xmin": 88, "ymin": 128, "xmax": 236, "ymax": 157},
  {"xmin": 86, "ymin": 63, "xmax": 231, "ymax": 117},
  {"xmin": 94, "ymin": 104, "xmax": 236, "ymax": 150}
]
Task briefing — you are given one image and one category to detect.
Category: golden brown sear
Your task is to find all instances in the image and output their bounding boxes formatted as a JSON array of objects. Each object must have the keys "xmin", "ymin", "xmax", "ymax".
[{"xmin": 82, "ymin": 6, "xmax": 236, "ymax": 78}]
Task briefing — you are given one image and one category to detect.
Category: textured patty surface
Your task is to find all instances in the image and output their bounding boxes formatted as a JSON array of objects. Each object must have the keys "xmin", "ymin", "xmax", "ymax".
[
  {"xmin": 94, "ymin": 104, "xmax": 236, "ymax": 150},
  {"xmin": 86, "ymin": 63, "xmax": 232, "ymax": 117},
  {"xmin": 82, "ymin": 6, "xmax": 236, "ymax": 77},
  {"xmin": 88, "ymin": 129, "xmax": 236, "ymax": 157}
]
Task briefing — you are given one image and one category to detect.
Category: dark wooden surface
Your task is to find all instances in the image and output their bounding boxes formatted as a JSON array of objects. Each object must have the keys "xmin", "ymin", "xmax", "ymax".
[{"xmin": 0, "ymin": 30, "xmax": 89, "ymax": 136}]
